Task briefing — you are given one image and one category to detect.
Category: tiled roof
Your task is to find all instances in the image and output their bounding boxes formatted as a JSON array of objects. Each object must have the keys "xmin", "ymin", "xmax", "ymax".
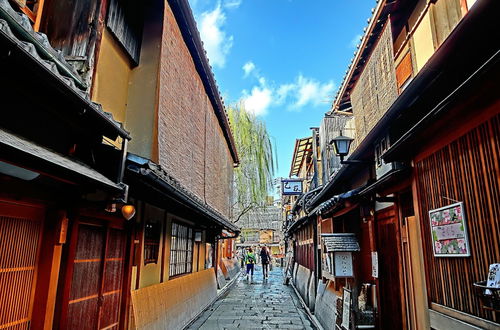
[
  {"xmin": 127, "ymin": 154, "xmax": 240, "ymax": 233},
  {"xmin": 0, "ymin": 128, "xmax": 123, "ymax": 191},
  {"xmin": 322, "ymin": 233, "xmax": 360, "ymax": 252},
  {"xmin": 0, "ymin": 0, "xmax": 128, "ymax": 139},
  {"xmin": 315, "ymin": 186, "xmax": 363, "ymax": 216}
]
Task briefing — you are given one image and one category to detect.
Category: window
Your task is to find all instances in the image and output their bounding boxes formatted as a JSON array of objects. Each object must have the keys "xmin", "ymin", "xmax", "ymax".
[
  {"xmin": 375, "ymin": 137, "xmax": 390, "ymax": 168},
  {"xmin": 144, "ymin": 220, "xmax": 160, "ymax": 264},
  {"xmin": 169, "ymin": 222, "xmax": 194, "ymax": 277},
  {"xmin": 107, "ymin": 0, "xmax": 144, "ymax": 65},
  {"xmin": 395, "ymin": 51, "xmax": 413, "ymax": 92}
]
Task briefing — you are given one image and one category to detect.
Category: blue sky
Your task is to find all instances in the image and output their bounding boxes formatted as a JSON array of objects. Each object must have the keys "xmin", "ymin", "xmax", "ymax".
[{"xmin": 189, "ymin": 0, "xmax": 374, "ymax": 178}]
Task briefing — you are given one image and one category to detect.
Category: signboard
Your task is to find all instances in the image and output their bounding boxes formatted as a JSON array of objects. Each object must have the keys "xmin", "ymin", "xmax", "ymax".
[
  {"xmin": 371, "ymin": 252, "xmax": 378, "ymax": 278},
  {"xmin": 334, "ymin": 252, "xmax": 354, "ymax": 277},
  {"xmin": 429, "ymin": 202, "xmax": 470, "ymax": 257},
  {"xmin": 341, "ymin": 288, "xmax": 351, "ymax": 330},
  {"xmin": 281, "ymin": 179, "xmax": 303, "ymax": 195}
]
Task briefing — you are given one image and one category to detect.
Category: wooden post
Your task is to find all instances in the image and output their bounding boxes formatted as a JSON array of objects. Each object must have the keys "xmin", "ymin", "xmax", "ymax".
[{"xmin": 31, "ymin": 210, "xmax": 67, "ymax": 330}]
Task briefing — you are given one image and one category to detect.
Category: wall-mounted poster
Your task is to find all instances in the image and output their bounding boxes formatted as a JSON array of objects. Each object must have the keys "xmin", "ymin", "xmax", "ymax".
[{"xmin": 429, "ymin": 202, "xmax": 470, "ymax": 257}]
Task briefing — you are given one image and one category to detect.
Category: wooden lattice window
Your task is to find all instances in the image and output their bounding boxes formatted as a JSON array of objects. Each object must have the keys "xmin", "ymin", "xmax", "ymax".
[
  {"xmin": 107, "ymin": 0, "xmax": 144, "ymax": 65},
  {"xmin": 169, "ymin": 222, "xmax": 194, "ymax": 277},
  {"xmin": 144, "ymin": 220, "xmax": 160, "ymax": 264},
  {"xmin": 0, "ymin": 201, "xmax": 43, "ymax": 329}
]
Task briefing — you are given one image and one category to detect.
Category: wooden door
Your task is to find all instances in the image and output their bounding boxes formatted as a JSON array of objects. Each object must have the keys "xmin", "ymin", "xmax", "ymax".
[
  {"xmin": 0, "ymin": 200, "xmax": 44, "ymax": 329},
  {"xmin": 61, "ymin": 217, "xmax": 126, "ymax": 329},
  {"xmin": 401, "ymin": 216, "xmax": 429, "ymax": 329},
  {"xmin": 376, "ymin": 207, "xmax": 405, "ymax": 330}
]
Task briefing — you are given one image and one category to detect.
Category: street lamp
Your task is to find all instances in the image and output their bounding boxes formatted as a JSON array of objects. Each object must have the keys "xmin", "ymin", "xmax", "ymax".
[
  {"xmin": 330, "ymin": 132, "xmax": 369, "ymax": 164},
  {"xmin": 330, "ymin": 134, "xmax": 354, "ymax": 160}
]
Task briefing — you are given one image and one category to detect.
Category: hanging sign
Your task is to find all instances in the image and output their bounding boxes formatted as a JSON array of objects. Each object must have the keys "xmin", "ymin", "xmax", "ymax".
[
  {"xmin": 429, "ymin": 202, "xmax": 470, "ymax": 257},
  {"xmin": 281, "ymin": 179, "xmax": 303, "ymax": 195}
]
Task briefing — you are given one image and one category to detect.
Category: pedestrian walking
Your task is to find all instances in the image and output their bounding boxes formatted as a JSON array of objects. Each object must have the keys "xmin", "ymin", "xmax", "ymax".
[
  {"xmin": 245, "ymin": 248, "xmax": 256, "ymax": 279},
  {"xmin": 260, "ymin": 245, "xmax": 271, "ymax": 278}
]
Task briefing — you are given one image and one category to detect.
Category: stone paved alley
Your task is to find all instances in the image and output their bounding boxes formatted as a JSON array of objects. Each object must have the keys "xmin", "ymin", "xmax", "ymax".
[{"xmin": 187, "ymin": 267, "xmax": 317, "ymax": 330}]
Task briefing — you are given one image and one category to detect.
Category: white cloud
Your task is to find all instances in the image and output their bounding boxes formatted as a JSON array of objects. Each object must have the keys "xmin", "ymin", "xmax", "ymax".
[
  {"xmin": 243, "ymin": 86, "xmax": 273, "ymax": 116},
  {"xmin": 349, "ymin": 34, "xmax": 362, "ymax": 48},
  {"xmin": 242, "ymin": 61, "xmax": 256, "ymax": 77},
  {"xmin": 294, "ymin": 75, "xmax": 335, "ymax": 108},
  {"xmin": 276, "ymin": 83, "xmax": 295, "ymax": 104},
  {"xmin": 199, "ymin": 5, "xmax": 233, "ymax": 68},
  {"xmin": 240, "ymin": 64, "xmax": 334, "ymax": 116},
  {"xmin": 275, "ymin": 74, "xmax": 335, "ymax": 109},
  {"xmin": 224, "ymin": 0, "xmax": 242, "ymax": 9}
]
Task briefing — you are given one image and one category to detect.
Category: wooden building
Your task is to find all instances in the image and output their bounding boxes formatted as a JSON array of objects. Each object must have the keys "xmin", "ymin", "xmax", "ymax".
[
  {"xmin": 0, "ymin": 0, "xmax": 240, "ymax": 328},
  {"xmin": 288, "ymin": 0, "xmax": 499, "ymax": 329}
]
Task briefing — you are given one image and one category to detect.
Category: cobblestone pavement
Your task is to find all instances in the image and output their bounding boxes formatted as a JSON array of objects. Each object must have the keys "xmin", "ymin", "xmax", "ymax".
[{"xmin": 187, "ymin": 266, "xmax": 316, "ymax": 330}]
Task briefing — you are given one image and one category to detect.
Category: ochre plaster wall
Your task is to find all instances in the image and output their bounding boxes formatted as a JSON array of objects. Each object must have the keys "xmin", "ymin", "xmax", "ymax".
[
  {"xmin": 125, "ymin": 2, "xmax": 163, "ymax": 160},
  {"xmin": 410, "ymin": 0, "xmax": 435, "ymax": 72},
  {"xmin": 138, "ymin": 204, "xmax": 165, "ymax": 289},
  {"xmin": 92, "ymin": 30, "xmax": 132, "ymax": 124}
]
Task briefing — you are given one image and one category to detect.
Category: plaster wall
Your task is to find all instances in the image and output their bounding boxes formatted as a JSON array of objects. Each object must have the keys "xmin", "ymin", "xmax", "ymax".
[
  {"xmin": 410, "ymin": 0, "xmax": 435, "ymax": 72},
  {"xmin": 92, "ymin": 30, "xmax": 131, "ymax": 124},
  {"xmin": 125, "ymin": 2, "xmax": 163, "ymax": 160},
  {"xmin": 138, "ymin": 204, "xmax": 165, "ymax": 289}
]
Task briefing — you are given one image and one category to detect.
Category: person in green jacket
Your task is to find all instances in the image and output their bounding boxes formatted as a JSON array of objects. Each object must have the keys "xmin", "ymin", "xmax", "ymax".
[{"xmin": 245, "ymin": 248, "xmax": 256, "ymax": 278}]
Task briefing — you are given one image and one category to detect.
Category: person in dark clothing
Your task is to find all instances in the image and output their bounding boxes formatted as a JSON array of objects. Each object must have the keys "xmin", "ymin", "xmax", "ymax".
[{"xmin": 260, "ymin": 246, "xmax": 271, "ymax": 278}]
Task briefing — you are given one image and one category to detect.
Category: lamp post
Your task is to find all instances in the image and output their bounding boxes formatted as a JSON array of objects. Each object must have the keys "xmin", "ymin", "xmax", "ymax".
[{"xmin": 330, "ymin": 132, "xmax": 370, "ymax": 164}]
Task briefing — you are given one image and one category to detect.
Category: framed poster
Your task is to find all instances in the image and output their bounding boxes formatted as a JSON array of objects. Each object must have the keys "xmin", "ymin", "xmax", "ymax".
[
  {"xmin": 428, "ymin": 202, "xmax": 470, "ymax": 257},
  {"xmin": 341, "ymin": 288, "xmax": 351, "ymax": 330}
]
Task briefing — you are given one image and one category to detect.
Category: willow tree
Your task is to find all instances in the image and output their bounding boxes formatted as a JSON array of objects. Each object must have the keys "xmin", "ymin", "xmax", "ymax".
[{"xmin": 228, "ymin": 103, "xmax": 276, "ymax": 223}]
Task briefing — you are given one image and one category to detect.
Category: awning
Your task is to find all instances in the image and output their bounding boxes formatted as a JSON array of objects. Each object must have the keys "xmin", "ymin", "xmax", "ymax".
[
  {"xmin": 321, "ymin": 233, "xmax": 360, "ymax": 252},
  {"xmin": 126, "ymin": 154, "xmax": 239, "ymax": 233},
  {"xmin": 0, "ymin": 128, "xmax": 123, "ymax": 192}
]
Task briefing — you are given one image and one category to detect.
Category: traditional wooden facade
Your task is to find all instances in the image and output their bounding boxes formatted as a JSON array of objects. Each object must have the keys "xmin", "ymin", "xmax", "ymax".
[
  {"xmin": 0, "ymin": 0, "xmax": 240, "ymax": 328},
  {"xmin": 288, "ymin": 0, "xmax": 499, "ymax": 329}
]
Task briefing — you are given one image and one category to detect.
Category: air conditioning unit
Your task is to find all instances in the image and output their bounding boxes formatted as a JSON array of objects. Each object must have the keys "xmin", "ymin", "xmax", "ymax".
[{"xmin": 376, "ymin": 160, "xmax": 405, "ymax": 179}]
